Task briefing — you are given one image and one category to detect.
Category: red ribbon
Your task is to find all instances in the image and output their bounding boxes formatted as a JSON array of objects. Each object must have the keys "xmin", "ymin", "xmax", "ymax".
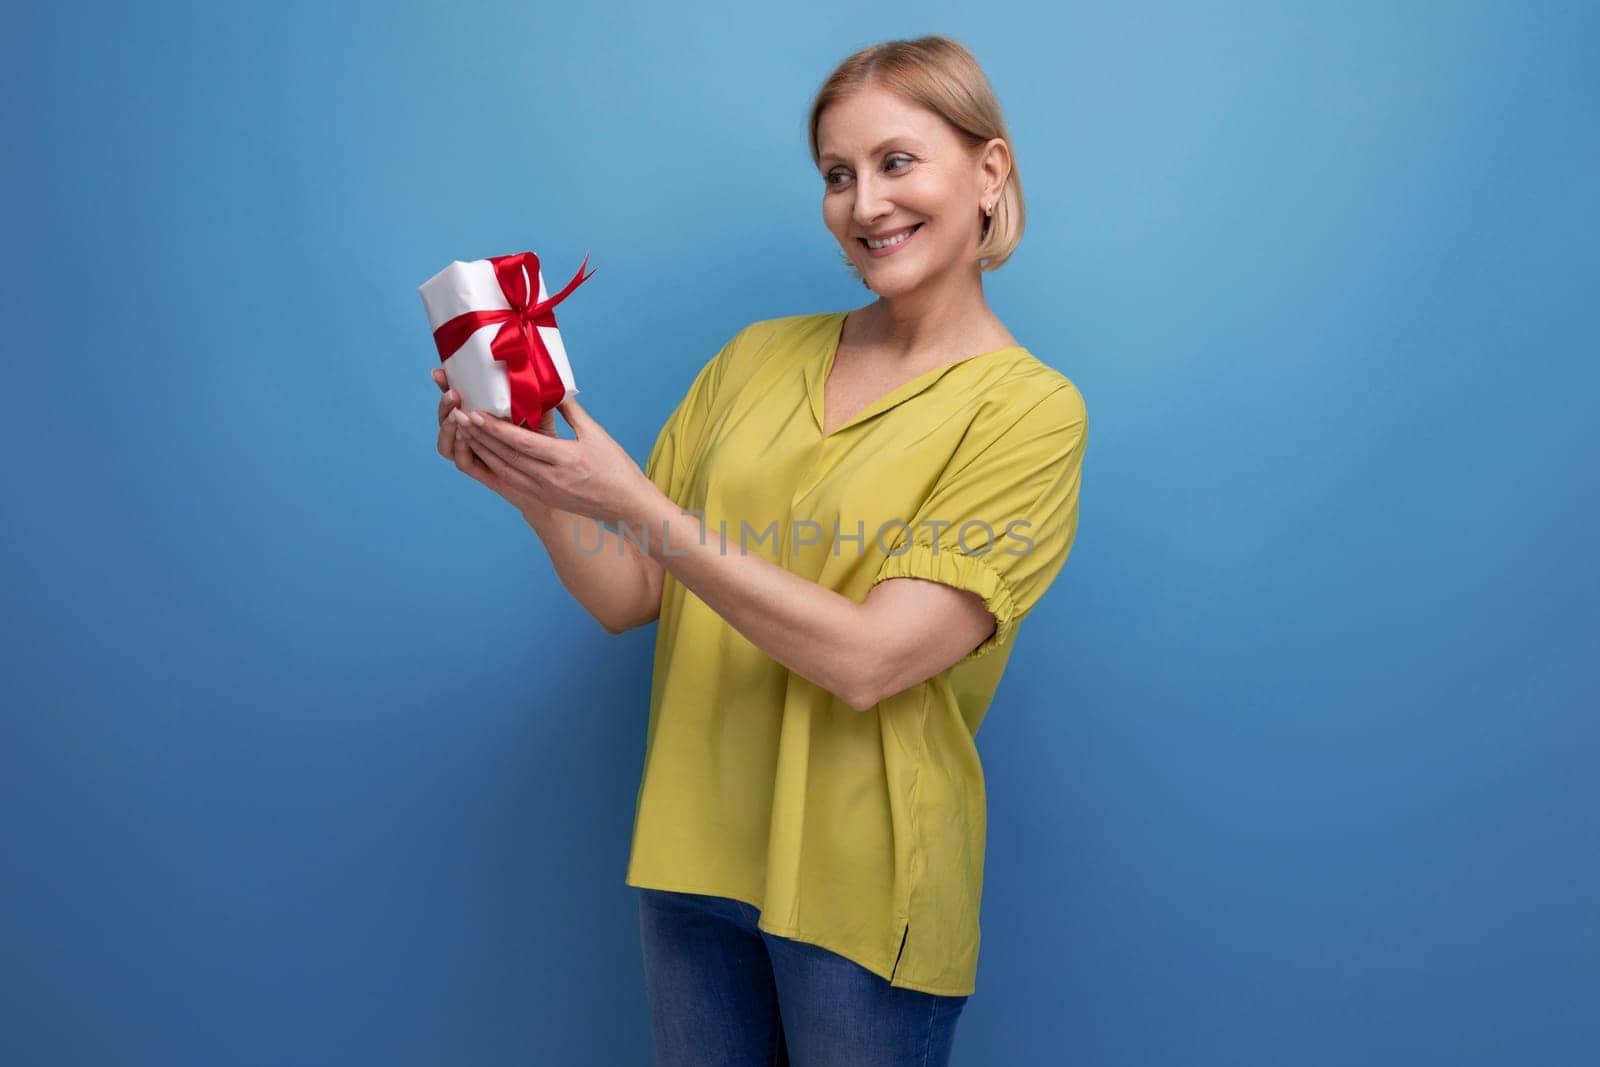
[{"xmin": 430, "ymin": 251, "xmax": 597, "ymax": 427}]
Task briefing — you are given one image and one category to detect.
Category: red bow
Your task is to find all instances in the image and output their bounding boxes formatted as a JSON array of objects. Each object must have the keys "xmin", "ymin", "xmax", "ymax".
[{"xmin": 430, "ymin": 251, "xmax": 597, "ymax": 427}]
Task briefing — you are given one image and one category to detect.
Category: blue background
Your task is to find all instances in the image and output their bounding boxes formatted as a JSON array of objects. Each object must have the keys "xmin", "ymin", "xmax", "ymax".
[{"xmin": 5, "ymin": 1, "xmax": 1596, "ymax": 1063}]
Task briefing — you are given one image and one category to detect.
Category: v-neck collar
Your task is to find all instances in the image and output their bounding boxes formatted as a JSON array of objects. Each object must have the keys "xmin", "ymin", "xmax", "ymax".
[{"xmin": 804, "ymin": 310, "xmax": 1026, "ymax": 439}]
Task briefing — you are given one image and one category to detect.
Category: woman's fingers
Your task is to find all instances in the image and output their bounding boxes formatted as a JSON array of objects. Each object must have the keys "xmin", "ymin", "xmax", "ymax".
[
  {"xmin": 433, "ymin": 370, "xmax": 466, "ymax": 440},
  {"xmin": 438, "ymin": 418, "xmax": 473, "ymax": 465},
  {"xmin": 456, "ymin": 409, "xmax": 568, "ymax": 465},
  {"xmin": 432, "ymin": 382, "xmax": 556, "ymax": 510},
  {"xmin": 454, "ymin": 427, "xmax": 481, "ymax": 474},
  {"xmin": 454, "ymin": 427, "xmax": 503, "ymax": 488},
  {"xmin": 556, "ymin": 395, "xmax": 587, "ymax": 435},
  {"xmin": 453, "ymin": 427, "xmax": 550, "ymax": 510},
  {"xmin": 458, "ymin": 426, "xmax": 543, "ymax": 492},
  {"xmin": 466, "ymin": 438, "xmax": 542, "ymax": 499},
  {"xmin": 435, "ymin": 398, "xmax": 532, "ymax": 502},
  {"xmin": 557, "ymin": 395, "xmax": 615, "ymax": 445},
  {"xmin": 437, "ymin": 410, "xmax": 455, "ymax": 458},
  {"xmin": 438, "ymin": 407, "xmax": 486, "ymax": 472}
]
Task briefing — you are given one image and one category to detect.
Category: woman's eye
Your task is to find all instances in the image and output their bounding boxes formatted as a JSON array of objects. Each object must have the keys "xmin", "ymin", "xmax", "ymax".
[{"xmin": 826, "ymin": 156, "xmax": 912, "ymax": 188}]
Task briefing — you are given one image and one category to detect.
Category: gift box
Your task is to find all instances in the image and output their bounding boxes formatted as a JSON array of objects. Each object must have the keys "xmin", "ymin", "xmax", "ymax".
[{"xmin": 419, "ymin": 250, "xmax": 596, "ymax": 427}]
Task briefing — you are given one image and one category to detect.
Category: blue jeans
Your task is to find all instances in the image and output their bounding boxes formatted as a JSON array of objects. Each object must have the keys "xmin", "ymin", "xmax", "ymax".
[{"xmin": 637, "ymin": 886, "xmax": 969, "ymax": 1066}]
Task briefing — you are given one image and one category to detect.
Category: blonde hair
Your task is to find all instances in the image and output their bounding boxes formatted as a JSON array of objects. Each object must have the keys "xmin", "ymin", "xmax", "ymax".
[{"xmin": 807, "ymin": 35, "xmax": 1025, "ymax": 273}]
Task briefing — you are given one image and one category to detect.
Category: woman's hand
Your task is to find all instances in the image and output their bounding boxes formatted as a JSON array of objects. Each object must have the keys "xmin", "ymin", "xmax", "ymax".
[
  {"xmin": 438, "ymin": 372, "xmax": 655, "ymax": 526},
  {"xmin": 433, "ymin": 368, "xmax": 550, "ymax": 513}
]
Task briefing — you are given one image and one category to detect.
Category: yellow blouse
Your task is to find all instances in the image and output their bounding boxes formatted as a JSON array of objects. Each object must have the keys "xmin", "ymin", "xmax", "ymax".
[{"xmin": 624, "ymin": 309, "xmax": 1089, "ymax": 996}]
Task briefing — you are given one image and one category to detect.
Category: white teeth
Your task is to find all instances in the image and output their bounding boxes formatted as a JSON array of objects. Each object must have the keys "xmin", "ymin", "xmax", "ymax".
[{"xmin": 866, "ymin": 226, "xmax": 917, "ymax": 249}]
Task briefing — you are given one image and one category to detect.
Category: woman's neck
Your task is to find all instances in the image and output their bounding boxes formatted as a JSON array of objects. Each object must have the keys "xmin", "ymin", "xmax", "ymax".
[{"xmin": 851, "ymin": 269, "xmax": 1009, "ymax": 362}]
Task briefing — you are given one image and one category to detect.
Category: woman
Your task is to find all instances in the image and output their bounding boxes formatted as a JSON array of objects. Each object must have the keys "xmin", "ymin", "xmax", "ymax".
[{"xmin": 432, "ymin": 34, "xmax": 1088, "ymax": 1067}]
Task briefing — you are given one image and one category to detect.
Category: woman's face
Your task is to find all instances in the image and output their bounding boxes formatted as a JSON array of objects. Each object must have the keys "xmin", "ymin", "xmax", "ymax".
[{"xmin": 816, "ymin": 83, "xmax": 1004, "ymax": 298}]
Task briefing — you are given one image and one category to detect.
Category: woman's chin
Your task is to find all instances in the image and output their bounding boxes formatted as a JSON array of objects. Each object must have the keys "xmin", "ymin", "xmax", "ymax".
[{"xmin": 862, "ymin": 269, "xmax": 924, "ymax": 299}]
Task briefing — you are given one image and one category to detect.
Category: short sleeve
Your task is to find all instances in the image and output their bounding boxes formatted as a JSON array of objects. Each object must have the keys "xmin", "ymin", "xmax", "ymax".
[
  {"xmin": 644, "ymin": 326, "xmax": 749, "ymax": 507},
  {"xmin": 872, "ymin": 384, "xmax": 1089, "ymax": 664}
]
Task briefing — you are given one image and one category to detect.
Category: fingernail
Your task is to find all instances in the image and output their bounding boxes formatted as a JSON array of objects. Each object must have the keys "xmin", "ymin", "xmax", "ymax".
[
  {"xmin": 451, "ymin": 409, "xmax": 469, "ymax": 426},
  {"xmin": 469, "ymin": 411, "xmax": 485, "ymax": 426}
]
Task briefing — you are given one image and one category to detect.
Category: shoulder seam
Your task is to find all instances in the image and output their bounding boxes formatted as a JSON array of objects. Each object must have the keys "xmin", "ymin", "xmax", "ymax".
[{"xmin": 941, "ymin": 383, "xmax": 1085, "ymax": 484}]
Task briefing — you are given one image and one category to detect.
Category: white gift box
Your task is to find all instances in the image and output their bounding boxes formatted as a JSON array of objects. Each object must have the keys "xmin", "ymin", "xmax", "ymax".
[{"xmin": 418, "ymin": 253, "xmax": 581, "ymax": 424}]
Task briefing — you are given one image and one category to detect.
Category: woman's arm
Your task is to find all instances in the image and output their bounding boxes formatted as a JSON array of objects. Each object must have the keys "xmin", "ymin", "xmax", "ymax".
[
  {"xmin": 454, "ymin": 398, "xmax": 994, "ymax": 707},
  {"xmin": 433, "ymin": 369, "xmax": 660, "ymax": 634},
  {"xmin": 628, "ymin": 492, "xmax": 995, "ymax": 711},
  {"xmin": 526, "ymin": 481, "xmax": 983, "ymax": 698},
  {"xmin": 518, "ymin": 498, "xmax": 662, "ymax": 635}
]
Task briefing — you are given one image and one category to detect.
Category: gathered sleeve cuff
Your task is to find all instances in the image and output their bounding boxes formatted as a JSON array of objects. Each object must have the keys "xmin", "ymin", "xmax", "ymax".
[{"xmin": 871, "ymin": 540, "xmax": 1023, "ymax": 665}]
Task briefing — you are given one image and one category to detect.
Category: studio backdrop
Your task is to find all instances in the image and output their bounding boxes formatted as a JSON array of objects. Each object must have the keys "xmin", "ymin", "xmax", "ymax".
[{"xmin": 4, "ymin": 2, "xmax": 1596, "ymax": 1064}]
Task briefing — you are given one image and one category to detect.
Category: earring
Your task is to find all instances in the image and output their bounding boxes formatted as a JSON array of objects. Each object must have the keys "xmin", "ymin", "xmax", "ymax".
[{"xmin": 984, "ymin": 200, "xmax": 994, "ymax": 217}]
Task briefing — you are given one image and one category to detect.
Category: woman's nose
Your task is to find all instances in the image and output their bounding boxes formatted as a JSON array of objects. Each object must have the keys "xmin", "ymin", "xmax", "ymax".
[{"xmin": 851, "ymin": 173, "xmax": 892, "ymax": 224}]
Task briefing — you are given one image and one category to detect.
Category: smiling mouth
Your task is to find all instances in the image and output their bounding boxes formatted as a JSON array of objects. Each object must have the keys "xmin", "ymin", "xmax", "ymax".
[{"xmin": 858, "ymin": 223, "xmax": 923, "ymax": 249}]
